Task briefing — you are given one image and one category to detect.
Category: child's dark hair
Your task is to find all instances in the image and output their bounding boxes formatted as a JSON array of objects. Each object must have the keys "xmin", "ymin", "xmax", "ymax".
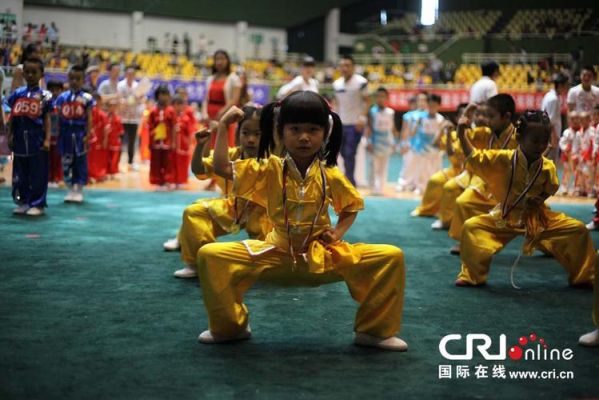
[
  {"xmin": 68, "ymin": 64, "xmax": 85, "ymax": 75},
  {"xmin": 24, "ymin": 56, "xmax": 44, "ymax": 73},
  {"xmin": 428, "ymin": 94, "xmax": 442, "ymax": 104},
  {"xmin": 46, "ymin": 79, "xmax": 64, "ymax": 91},
  {"xmin": 481, "ymin": 61, "xmax": 500, "ymax": 77},
  {"xmin": 486, "ymin": 94, "xmax": 515, "ymax": 119},
  {"xmin": 258, "ymin": 91, "xmax": 342, "ymax": 167},
  {"xmin": 91, "ymin": 91, "xmax": 102, "ymax": 100},
  {"xmin": 376, "ymin": 86, "xmax": 388, "ymax": 95},
  {"xmin": 515, "ymin": 110, "xmax": 551, "ymax": 138},
  {"xmin": 154, "ymin": 85, "xmax": 171, "ymax": 101},
  {"xmin": 236, "ymin": 105, "xmax": 262, "ymax": 142}
]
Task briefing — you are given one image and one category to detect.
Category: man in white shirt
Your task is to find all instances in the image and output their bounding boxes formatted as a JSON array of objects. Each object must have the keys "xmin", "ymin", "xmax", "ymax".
[
  {"xmin": 567, "ymin": 66, "xmax": 599, "ymax": 113},
  {"xmin": 469, "ymin": 61, "xmax": 499, "ymax": 105},
  {"xmin": 541, "ymin": 73, "xmax": 569, "ymax": 162},
  {"xmin": 277, "ymin": 56, "xmax": 319, "ymax": 99},
  {"xmin": 333, "ymin": 54, "xmax": 370, "ymax": 186},
  {"xmin": 117, "ymin": 65, "xmax": 144, "ymax": 170},
  {"xmin": 98, "ymin": 63, "xmax": 121, "ymax": 103}
]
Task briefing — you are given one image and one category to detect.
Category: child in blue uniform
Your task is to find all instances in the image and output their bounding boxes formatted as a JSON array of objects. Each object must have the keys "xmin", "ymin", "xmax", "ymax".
[
  {"xmin": 6, "ymin": 57, "xmax": 52, "ymax": 216},
  {"xmin": 54, "ymin": 65, "xmax": 95, "ymax": 203}
]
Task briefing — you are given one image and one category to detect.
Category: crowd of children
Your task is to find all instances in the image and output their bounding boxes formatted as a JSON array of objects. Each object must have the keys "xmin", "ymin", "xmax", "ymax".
[{"xmin": 2, "ymin": 55, "xmax": 599, "ymax": 351}]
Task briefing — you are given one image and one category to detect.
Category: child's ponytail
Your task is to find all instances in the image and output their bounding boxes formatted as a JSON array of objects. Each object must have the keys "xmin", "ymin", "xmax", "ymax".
[
  {"xmin": 323, "ymin": 111, "xmax": 343, "ymax": 167},
  {"xmin": 258, "ymin": 101, "xmax": 278, "ymax": 160}
]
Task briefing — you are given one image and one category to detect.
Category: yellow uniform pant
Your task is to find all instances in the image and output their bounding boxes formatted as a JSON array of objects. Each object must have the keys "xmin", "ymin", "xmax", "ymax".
[
  {"xmin": 458, "ymin": 213, "xmax": 595, "ymax": 286},
  {"xmin": 197, "ymin": 242, "xmax": 405, "ymax": 339},
  {"xmin": 413, "ymin": 169, "xmax": 451, "ymax": 217},
  {"xmin": 448, "ymin": 188, "xmax": 496, "ymax": 241},
  {"xmin": 178, "ymin": 201, "xmax": 227, "ymax": 266},
  {"xmin": 438, "ymin": 178, "xmax": 465, "ymax": 226}
]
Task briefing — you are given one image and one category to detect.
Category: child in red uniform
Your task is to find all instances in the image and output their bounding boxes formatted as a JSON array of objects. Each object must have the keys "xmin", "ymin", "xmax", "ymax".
[
  {"xmin": 47, "ymin": 80, "xmax": 64, "ymax": 187},
  {"xmin": 148, "ymin": 85, "xmax": 176, "ymax": 189},
  {"xmin": 106, "ymin": 99, "xmax": 124, "ymax": 179},
  {"xmin": 88, "ymin": 93, "xmax": 109, "ymax": 182},
  {"xmin": 171, "ymin": 96, "xmax": 194, "ymax": 187}
]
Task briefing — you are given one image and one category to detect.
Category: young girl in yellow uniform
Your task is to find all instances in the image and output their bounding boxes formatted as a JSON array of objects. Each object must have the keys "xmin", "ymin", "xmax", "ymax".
[
  {"xmin": 448, "ymin": 94, "xmax": 519, "ymax": 254},
  {"xmin": 432, "ymin": 107, "xmax": 491, "ymax": 230},
  {"xmin": 454, "ymin": 110, "xmax": 595, "ymax": 287},
  {"xmin": 196, "ymin": 91, "xmax": 407, "ymax": 351},
  {"xmin": 163, "ymin": 106, "xmax": 271, "ymax": 278}
]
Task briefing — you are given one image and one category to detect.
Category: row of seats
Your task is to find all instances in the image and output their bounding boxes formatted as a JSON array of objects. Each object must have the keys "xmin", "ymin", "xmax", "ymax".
[{"xmin": 503, "ymin": 8, "xmax": 593, "ymax": 36}]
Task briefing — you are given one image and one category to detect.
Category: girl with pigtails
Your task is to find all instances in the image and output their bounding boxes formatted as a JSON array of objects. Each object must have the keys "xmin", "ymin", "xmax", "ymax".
[{"xmin": 195, "ymin": 91, "xmax": 408, "ymax": 351}]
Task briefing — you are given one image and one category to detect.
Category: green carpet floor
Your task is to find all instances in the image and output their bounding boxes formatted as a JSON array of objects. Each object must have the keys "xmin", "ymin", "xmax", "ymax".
[{"xmin": 1, "ymin": 187, "xmax": 598, "ymax": 399}]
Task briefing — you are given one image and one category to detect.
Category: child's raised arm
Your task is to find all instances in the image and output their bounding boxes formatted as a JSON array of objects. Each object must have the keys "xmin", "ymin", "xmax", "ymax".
[
  {"xmin": 213, "ymin": 106, "xmax": 245, "ymax": 180},
  {"xmin": 190, "ymin": 124, "xmax": 214, "ymax": 176},
  {"xmin": 456, "ymin": 104, "xmax": 477, "ymax": 158}
]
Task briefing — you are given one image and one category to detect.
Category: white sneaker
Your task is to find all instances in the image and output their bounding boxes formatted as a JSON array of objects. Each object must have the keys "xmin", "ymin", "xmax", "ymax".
[
  {"xmin": 64, "ymin": 190, "xmax": 75, "ymax": 202},
  {"xmin": 163, "ymin": 238, "xmax": 180, "ymax": 251},
  {"xmin": 25, "ymin": 207, "xmax": 44, "ymax": 216},
  {"xmin": 173, "ymin": 265, "xmax": 197, "ymax": 278},
  {"xmin": 586, "ymin": 221, "xmax": 598, "ymax": 231},
  {"xmin": 431, "ymin": 219, "xmax": 445, "ymax": 230},
  {"xmin": 198, "ymin": 326, "xmax": 251, "ymax": 344},
  {"xmin": 71, "ymin": 191, "xmax": 84, "ymax": 203},
  {"xmin": 410, "ymin": 209, "xmax": 420, "ymax": 217},
  {"xmin": 13, "ymin": 205, "xmax": 30, "ymax": 214},
  {"xmin": 579, "ymin": 328, "xmax": 599, "ymax": 347},
  {"xmin": 354, "ymin": 332, "xmax": 408, "ymax": 351}
]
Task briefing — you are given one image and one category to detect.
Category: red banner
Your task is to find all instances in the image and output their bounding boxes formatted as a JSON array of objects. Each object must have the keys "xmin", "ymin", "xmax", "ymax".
[{"xmin": 388, "ymin": 88, "xmax": 566, "ymax": 113}]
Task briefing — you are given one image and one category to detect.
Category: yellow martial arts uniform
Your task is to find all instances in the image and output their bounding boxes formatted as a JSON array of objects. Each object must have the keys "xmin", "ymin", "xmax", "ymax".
[
  {"xmin": 457, "ymin": 148, "xmax": 595, "ymax": 285},
  {"xmin": 197, "ymin": 155, "xmax": 406, "ymax": 339},
  {"xmin": 436, "ymin": 126, "xmax": 493, "ymax": 225},
  {"xmin": 178, "ymin": 147, "xmax": 271, "ymax": 266},
  {"xmin": 448, "ymin": 124, "xmax": 518, "ymax": 240},
  {"xmin": 412, "ymin": 131, "xmax": 464, "ymax": 216}
]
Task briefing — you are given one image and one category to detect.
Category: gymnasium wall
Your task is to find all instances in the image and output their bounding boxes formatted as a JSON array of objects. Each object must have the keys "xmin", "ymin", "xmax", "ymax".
[{"xmin": 22, "ymin": 5, "xmax": 287, "ymax": 59}]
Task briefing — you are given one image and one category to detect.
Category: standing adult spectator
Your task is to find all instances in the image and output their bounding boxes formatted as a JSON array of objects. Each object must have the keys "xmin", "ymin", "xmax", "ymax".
[
  {"xmin": 567, "ymin": 66, "xmax": 599, "ymax": 112},
  {"xmin": 276, "ymin": 56, "xmax": 319, "ymax": 99},
  {"xmin": 201, "ymin": 49, "xmax": 241, "ymax": 146},
  {"xmin": 98, "ymin": 63, "xmax": 121, "ymax": 103},
  {"xmin": 541, "ymin": 73, "xmax": 569, "ymax": 161},
  {"xmin": 117, "ymin": 65, "xmax": 144, "ymax": 171},
  {"xmin": 333, "ymin": 54, "xmax": 370, "ymax": 186},
  {"xmin": 183, "ymin": 33, "xmax": 191, "ymax": 59},
  {"xmin": 469, "ymin": 61, "xmax": 499, "ymax": 104},
  {"xmin": 47, "ymin": 22, "xmax": 59, "ymax": 51}
]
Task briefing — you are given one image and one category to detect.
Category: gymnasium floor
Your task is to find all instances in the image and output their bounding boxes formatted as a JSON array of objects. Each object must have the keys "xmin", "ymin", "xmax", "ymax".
[{"xmin": 1, "ymin": 155, "xmax": 598, "ymax": 399}]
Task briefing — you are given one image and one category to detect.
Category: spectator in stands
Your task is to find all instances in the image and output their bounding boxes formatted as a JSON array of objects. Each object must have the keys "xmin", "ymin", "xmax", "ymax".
[
  {"xmin": 542, "ymin": 73, "xmax": 570, "ymax": 162},
  {"xmin": 469, "ymin": 61, "xmax": 499, "ymax": 104},
  {"xmin": 183, "ymin": 33, "xmax": 191, "ymax": 59},
  {"xmin": 201, "ymin": 49, "xmax": 241, "ymax": 146},
  {"xmin": 117, "ymin": 65, "xmax": 144, "ymax": 171},
  {"xmin": 276, "ymin": 56, "xmax": 319, "ymax": 99},
  {"xmin": 98, "ymin": 63, "xmax": 121, "ymax": 104},
  {"xmin": 567, "ymin": 66, "xmax": 599, "ymax": 113},
  {"xmin": 47, "ymin": 22, "xmax": 59, "ymax": 51},
  {"xmin": 333, "ymin": 54, "xmax": 370, "ymax": 186}
]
